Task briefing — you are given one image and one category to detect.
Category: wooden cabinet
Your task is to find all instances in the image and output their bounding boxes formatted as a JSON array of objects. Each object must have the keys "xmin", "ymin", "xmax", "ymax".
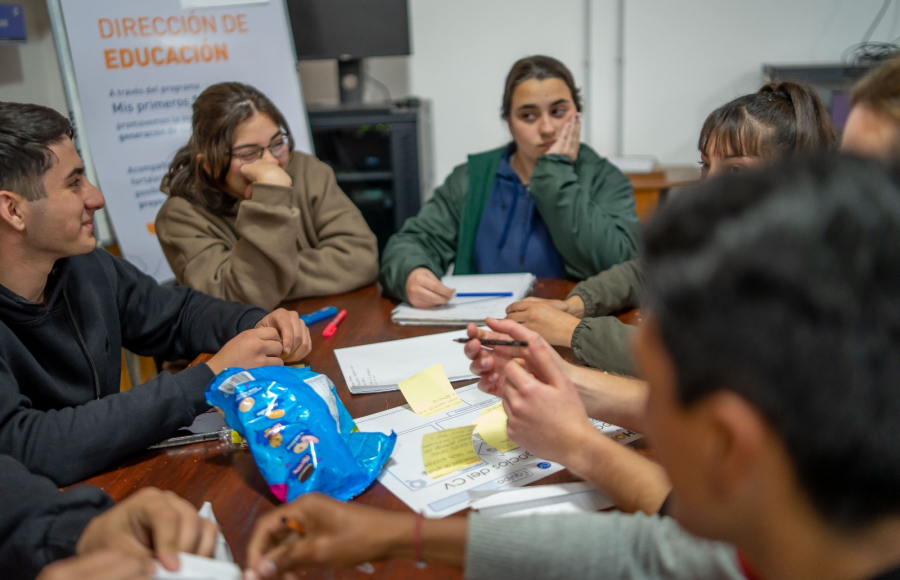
[{"xmin": 626, "ymin": 165, "xmax": 700, "ymax": 223}]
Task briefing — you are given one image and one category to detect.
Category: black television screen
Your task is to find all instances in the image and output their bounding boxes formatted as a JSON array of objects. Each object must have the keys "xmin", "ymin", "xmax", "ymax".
[{"xmin": 286, "ymin": 0, "xmax": 410, "ymax": 60}]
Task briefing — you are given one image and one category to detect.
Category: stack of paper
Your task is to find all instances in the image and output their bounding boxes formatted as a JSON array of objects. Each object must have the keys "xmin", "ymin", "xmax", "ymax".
[
  {"xmin": 334, "ymin": 329, "xmax": 478, "ymax": 394},
  {"xmin": 468, "ymin": 482, "xmax": 613, "ymax": 517},
  {"xmin": 152, "ymin": 554, "xmax": 241, "ymax": 580},
  {"xmin": 153, "ymin": 503, "xmax": 239, "ymax": 580},
  {"xmin": 607, "ymin": 155, "xmax": 658, "ymax": 174},
  {"xmin": 391, "ymin": 273, "xmax": 536, "ymax": 326}
]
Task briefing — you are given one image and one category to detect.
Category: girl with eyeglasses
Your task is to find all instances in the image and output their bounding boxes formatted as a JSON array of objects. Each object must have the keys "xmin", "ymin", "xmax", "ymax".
[{"xmin": 156, "ymin": 82, "xmax": 378, "ymax": 310}]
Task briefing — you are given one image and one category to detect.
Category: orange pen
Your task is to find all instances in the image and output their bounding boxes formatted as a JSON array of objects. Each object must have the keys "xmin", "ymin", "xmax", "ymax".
[{"xmin": 322, "ymin": 309, "xmax": 347, "ymax": 338}]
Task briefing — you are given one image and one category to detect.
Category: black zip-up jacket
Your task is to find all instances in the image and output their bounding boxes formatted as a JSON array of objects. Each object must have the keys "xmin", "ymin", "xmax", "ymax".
[
  {"xmin": 0, "ymin": 454, "xmax": 113, "ymax": 579},
  {"xmin": 0, "ymin": 249, "xmax": 266, "ymax": 486}
]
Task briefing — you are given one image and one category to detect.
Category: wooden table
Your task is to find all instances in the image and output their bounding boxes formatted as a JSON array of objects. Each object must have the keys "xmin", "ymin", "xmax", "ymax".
[
  {"xmin": 627, "ymin": 165, "xmax": 700, "ymax": 223},
  {"xmin": 78, "ymin": 280, "xmax": 621, "ymax": 578}
]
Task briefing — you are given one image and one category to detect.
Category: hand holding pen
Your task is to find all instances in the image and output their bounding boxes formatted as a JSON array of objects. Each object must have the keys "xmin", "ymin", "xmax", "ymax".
[{"xmin": 244, "ymin": 494, "xmax": 396, "ymax": 579}]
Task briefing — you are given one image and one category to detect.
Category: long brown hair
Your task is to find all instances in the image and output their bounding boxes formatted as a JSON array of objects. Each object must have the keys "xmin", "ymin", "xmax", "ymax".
[
  {"xmin": 166, "ymin": 82, "xmax": 294, "ymax": 215},
  {"xmin": 501, "ymin": 55, "xmax": 582, "ymax": 119},
  {"xmin": 698, "ymin": 81, "xmax": 836, "ymax": 159}
]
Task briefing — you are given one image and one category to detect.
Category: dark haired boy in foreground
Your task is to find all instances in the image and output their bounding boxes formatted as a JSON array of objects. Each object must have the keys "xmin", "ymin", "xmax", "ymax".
[
  {"xmin": 0, "ymin": 454, "xmax": 217, "ymax": 580},
  {"xmin": 244, "ymin": 154, "xmax": 900, "ymax": 580},
  {"xmin": 0, "ymin": 101, "xmax": 313, "ymax": 486}
]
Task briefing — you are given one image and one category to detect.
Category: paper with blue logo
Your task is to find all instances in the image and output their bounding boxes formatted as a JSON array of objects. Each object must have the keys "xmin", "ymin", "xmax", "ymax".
[{"xmin": 353, "ymin": 383, "xmax": 641, "ymax": 518}]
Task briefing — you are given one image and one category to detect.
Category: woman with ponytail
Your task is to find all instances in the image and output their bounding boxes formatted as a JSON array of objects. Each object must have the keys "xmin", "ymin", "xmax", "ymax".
[
  {"xmin": 508, "ymin": 81, "xmax": 836, "ymax": 376},
  {"xmin": 697, "ymin": 81, "xmax": 835, "ymax": 177},
  {"xmin": 155, "ymin": 82, "xmax": 379, "ymax": 310}
]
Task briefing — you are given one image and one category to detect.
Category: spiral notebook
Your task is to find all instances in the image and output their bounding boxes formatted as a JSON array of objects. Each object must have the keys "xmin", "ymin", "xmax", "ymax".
[
  {"xmin": 334, "ymin": 329, "xmax": 478, "ymax": 394},
  {"xmin": 391, "ymin": 273, "xmax": 536, "ymax": 326}
]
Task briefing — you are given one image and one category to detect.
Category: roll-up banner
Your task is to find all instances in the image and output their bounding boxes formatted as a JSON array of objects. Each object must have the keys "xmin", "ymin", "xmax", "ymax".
[{"xmin": 53, "ymin": 0, "xmax": 311, "ymax": 281}]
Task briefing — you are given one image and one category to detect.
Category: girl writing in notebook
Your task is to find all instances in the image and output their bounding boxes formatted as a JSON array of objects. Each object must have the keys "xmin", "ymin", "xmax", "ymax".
[{"xmin": 379, "ymin": 55, "xmax": 640, "ymax": 308}]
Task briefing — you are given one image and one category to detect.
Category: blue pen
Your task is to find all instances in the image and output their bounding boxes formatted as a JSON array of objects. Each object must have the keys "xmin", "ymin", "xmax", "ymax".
[
  {"xmin": 299, "ymin": 306, "xmax": 338, "ymax": 325},
  {"xmin": 455, "ymin": 292, "xmax": 514, "ymax": 298}
]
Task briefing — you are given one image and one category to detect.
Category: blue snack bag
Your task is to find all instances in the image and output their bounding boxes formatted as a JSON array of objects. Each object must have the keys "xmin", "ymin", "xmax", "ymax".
[{"xmin": 207, "ymin": 366, "xmax": 395, "ymax": 502}]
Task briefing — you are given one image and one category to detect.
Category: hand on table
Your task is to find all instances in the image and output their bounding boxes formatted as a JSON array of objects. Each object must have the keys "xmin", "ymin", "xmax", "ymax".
[
  {"xmin": 206, "ymin": 327, "xmax": 285, "ymax": 375},
  {"xmin": 76, "ymin": 487, "xmax": 218, "ymax": 572},
  {"xmin": 546, "ymin": 113, "xmax": 581, "ymax": 162},
  {"xmin": 245, "ymin": 493, "xmax": 402, "ymax": 578},
  {"xmin": 517, "ymin": 295, "xmax": 586, "ymax": 318},
  {"xmin": 505, "ymin": 299, "xmax": 582, "ymax": 347},
  {"xmin": 405, "ymin": 268, "xmax": 455, "ymax": 308},
  {"xmin": 37, "ymin": 551, "xmax": 155, "ymax": 580},
  {"xmin": 206, "ymin": 309, "xmax": 311, "ymax": 374},
  {"xmin": 255, "ymin": 309, "xmax": 312, "ymax": 362}
]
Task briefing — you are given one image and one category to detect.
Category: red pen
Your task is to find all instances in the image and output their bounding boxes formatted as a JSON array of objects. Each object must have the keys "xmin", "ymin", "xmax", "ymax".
[{"xmin": 323, "ymin": 309, "xmax": 347, "ymax": 338}]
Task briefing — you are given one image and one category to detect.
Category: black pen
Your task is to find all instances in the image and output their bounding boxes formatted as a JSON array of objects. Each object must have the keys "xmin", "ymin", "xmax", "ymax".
[{"xmin": 452, "ymin": 338, "xmax": 529, "ymax": 347}]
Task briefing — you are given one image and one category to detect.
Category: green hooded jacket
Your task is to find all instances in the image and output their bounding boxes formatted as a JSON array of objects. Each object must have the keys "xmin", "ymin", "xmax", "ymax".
[
  {"xmin": 568, "ymin": 258, "xmax": 644, "ymax": 376},
  {"xmin": 380, "ymin": 143, "xmax": 640, "ymax": 301}
]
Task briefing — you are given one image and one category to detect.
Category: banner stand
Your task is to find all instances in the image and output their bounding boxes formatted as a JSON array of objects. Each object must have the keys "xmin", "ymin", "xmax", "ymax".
[{"xmin": 47, "ymin": 0, "xmax": 311, "ymax": 282}]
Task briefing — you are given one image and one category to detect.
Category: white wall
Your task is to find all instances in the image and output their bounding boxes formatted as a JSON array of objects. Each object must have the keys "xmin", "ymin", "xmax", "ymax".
[
  {"xmin": 621, "ymin": 0, "xmax": 900, "ymax": 163},
  {"xmin": 0, "ymin": 0, "xmax": 68, "ymax": 114},
  {"xmin": 5, "ymin": 0, "xmax": 900, "ymax": 197},
  {"xmin": 406, "ymin": 0, "xmax": 586, "ymax": 184},
  {"xmin": 396, "ymin": 0, "xmax": 900, "ymax": 184},
  {"xmin": 300, "ymin": 0, "xmax": 586, "ymax": 187}
]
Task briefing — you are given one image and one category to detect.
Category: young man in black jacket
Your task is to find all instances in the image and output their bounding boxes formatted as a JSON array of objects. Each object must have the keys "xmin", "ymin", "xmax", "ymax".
[
  {"xmin": 0, "ymin": 454, "xmax": 217, "ymax": 580},
  {"xmin": 0, "ymin": 101, "xmax": 313, "ymax": 486}
]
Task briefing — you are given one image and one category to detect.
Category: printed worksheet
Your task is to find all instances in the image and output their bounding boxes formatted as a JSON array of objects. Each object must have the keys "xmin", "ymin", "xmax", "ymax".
[
  {"xmin": 354, "ymin": 384, "xmax": 642, "ymax": 517},
  {"xmin": 334, "ymin": 329, "xmax": 478, "ymax": 394}
]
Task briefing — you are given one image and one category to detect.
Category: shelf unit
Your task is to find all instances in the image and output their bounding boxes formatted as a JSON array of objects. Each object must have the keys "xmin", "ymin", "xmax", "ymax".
[{"xmin": 307, "ymin": 101, "xmax": 431, "ymax": 253}]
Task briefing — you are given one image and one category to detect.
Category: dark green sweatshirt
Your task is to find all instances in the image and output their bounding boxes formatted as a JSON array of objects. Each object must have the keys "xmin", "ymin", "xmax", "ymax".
[
  {"xmin": 567, "ymin": 259, "xmax": 644, "ymax": 376},
  {"xmin": 380, "ymin": 144, "xmax": 640, "ymax": 302}
]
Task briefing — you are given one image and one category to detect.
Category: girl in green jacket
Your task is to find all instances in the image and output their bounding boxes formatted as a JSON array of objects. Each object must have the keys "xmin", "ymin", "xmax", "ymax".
[
  {"xmin": 507, "ymin": 81, "xmax": 836, "ymax": 376},
  {"xmin": 380, "ymin": 56, "xmax": 640, "ymax": 307}
]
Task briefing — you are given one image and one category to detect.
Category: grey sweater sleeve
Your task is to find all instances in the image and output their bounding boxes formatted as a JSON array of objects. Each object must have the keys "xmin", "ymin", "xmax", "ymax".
[
  {"xmin": 568, "ymin": 259, "xmax": 646, "ymax": 317},
  {"xmin": 464, "ymin": 512, "xmax": 743, "ymax": 580},
  {"xmin": 571, "ymin": 317, "xmax": 640, "ymax": 377}
]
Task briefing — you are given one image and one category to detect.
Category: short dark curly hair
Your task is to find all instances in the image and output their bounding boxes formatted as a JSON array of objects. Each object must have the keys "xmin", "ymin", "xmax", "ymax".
[{"xmin": 643, "ymin": 153, "xmax": 900, "ymax": 528}]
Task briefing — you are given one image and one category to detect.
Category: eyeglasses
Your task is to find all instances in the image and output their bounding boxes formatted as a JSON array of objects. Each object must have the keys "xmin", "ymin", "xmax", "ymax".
[{"xmin": 231, "ymin": 134, "xmax": 290, "ymax": 164}]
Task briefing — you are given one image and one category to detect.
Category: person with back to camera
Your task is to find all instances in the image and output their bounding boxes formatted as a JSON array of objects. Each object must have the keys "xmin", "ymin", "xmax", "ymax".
[
  {"xmin": 245, "ymin": 154, "xmax": 900, "ymax": 580},
  {"xmin": 841, "ymin": 54, "xmax": 900, "ymax": 160},
  {"xmin": 155, "ymin": 82, "xmax": 379, "ymax": 310},
  {"xmin": 507, "ymin": 81, "xmax": 836, "ymax": 376},
  {"xmin": 454, "ymin": 73, "xmax": 900, "ymax": 523},
  {"xmin": 1, "ymin": 452, "xmax": 218, "ymax": 580},
  {"xmin": 379, "ymin": 55, "xmax": 640, "ymax": 308}
]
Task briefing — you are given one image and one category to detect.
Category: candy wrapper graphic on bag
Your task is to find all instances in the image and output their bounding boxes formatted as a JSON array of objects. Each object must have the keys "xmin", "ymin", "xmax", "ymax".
[{"xmin": 207, "ymin": 366, "xmax": 396, "ymax": 502}]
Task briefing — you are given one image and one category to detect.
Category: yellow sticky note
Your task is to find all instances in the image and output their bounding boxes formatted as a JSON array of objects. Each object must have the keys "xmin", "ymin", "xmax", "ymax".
[
  {"xmin": 422, "ymin": 425, "xmax": 481, "ymax": 478},
  {"xmin": 475, "ymin": 408, "xmax": 519, "ymax": 452},
  {"xmin": 398, "ymin": 364, "xmax": 464, "ymax": 418},
  {"xmin": 479, "ymin": 401, "xmax": 504, "ymax": 415}
]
